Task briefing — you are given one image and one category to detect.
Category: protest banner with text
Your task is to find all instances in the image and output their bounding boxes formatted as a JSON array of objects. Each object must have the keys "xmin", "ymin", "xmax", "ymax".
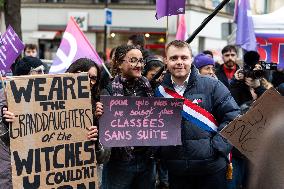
[
  {"xmin": 99, "ymin": 96, "xmax": 183, "ymax": 147},
  {"xmin": 0, "ymin": 25, "xmax": 24, "ymax": 75},
  {"xmin": 256, "ymin": 33, "xmax": 284, "ymax": 69},
  {"xmin": 6, "ymin": 73, "xmax": 97, "ymax": 189},
  {"xmin": 221, "ymin": 88, "xmax": 284, "ymax": 162}
]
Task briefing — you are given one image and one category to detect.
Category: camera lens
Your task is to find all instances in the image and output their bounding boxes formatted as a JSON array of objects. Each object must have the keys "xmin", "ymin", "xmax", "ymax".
[{"xmin": 253, "ymin": 70, "xmax": 264, "ymax": 79}]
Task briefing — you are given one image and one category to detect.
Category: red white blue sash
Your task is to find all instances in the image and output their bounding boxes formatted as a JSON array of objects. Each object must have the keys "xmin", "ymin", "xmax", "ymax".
[{"xmin": 156, "ymin": 85, "xmax": 219, "ymax": 133}]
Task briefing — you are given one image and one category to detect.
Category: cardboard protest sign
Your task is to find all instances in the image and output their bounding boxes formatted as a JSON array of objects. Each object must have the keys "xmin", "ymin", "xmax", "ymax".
[
  {"xmin": 0, "ymin": 25, "xmax": 25, "ymax": 75},
  {"xmin": 99, "ymin": 96, "xmax": 183, "ymax": 147},
  {"xmin": 221, "ymin": 88, "xmax": 284, "ymax": 161},
  {"xmin": 5, "ymin": 73, "xmax": 97, "ymax": 189}
]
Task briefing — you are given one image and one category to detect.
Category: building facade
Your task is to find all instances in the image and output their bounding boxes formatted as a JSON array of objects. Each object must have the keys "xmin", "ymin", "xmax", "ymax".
[
  {"xmin": 251, "ymin": 0, "xmax": 284, "ymax": 14},
  {"xmin": 20, "ymin": 0, "xmax": 234, "ymax": 60}
]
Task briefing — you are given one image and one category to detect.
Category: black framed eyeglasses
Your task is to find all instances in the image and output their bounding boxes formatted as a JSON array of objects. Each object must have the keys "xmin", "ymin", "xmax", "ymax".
[{"xmin": 122, "ymin": 57, "xmax": 145, "ymax": 67}]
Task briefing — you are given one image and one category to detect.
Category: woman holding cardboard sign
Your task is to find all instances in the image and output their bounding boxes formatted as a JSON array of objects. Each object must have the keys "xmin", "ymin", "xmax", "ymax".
[
  {"xmin": 67, "ymin": 58, "xmax": 112, "ymax": 188},
  {"xmin": 95, "ymin": 45, "xmax": 156, "ymax": 189},
  {"xmin": 66, "ymin": 58, "xmax": 101, "ymax": 142},
  {"xmin": 0, "ymin": 56, "xmax": 46, "ymax": 188},
  {"xmin": 0, "ymin": 57, "xmax": 101, "ymax": 188},
  {"xmin": 67, "ymin": 58, "xmax": 112, "ymax": 161}
]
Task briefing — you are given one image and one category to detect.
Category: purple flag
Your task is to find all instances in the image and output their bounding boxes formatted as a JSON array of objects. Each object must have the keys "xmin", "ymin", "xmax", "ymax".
[
  {"xmin": 0, "ymin": 26, "xmax": 24, "ymax": 75},
  {"xmin": 49, "ymin": 17, "xmax": 103, "ymax": 74},
  {"xmin": 234, "ymin": 0, "xmax": 257, "ymax": 51},
  {"xmin": 156, "ymin": 0, "xmax": 186, "ymax": 20}
]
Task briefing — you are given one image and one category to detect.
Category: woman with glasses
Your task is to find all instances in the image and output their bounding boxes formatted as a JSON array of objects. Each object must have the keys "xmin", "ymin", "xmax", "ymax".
[{"xmin": 96, "ymin": 45, "xmax": 156, "ymax": 189}]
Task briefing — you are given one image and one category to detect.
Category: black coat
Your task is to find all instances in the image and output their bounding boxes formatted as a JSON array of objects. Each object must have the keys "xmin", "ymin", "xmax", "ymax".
[
  {"xmin": 157, "ymin": 66, "xmax": 240, "ymax": 175},
  {"xmin": 215, "ymin": 64, "xmax": 238, "ymax": 89}
]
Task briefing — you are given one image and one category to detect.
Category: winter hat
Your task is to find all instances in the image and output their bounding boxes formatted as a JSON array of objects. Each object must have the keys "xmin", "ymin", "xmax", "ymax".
[{"xmin": 193, "ymin": 53, "xmax": 215, "ymax": 69}]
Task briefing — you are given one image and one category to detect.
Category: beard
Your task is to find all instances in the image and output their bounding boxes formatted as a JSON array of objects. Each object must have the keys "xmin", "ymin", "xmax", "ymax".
[{"xmin": 225, "ymin": 60, "xmax": 236, "ymax": 69}]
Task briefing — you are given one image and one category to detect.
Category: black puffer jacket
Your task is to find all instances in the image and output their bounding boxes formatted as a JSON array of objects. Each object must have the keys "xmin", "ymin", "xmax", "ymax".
[{"xmin": 157, "ymin": 66, "xmax": 240, "ymax": 175}]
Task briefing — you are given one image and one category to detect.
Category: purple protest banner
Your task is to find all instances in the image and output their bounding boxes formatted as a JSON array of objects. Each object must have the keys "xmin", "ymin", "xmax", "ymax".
[
  {"xmin": 0, "ymin": 26, "xmax": 24, "ymax": 75},
  {"xmin": 99, "ymin": 96, "xmax": 183, "ymax": 147},
  {"xmin": 155, "ymin": 0, "xmax": 186, "ymax": 20}
]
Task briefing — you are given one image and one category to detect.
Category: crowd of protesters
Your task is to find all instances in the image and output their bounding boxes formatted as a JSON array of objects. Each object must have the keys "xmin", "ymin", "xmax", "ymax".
[{"xmin": 0, "ymin": 34, "xmax": 284, "ymax": 189}]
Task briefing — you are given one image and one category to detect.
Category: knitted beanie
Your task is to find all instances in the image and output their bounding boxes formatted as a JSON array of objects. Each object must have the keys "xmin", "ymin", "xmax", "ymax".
[{"xmin": 193, "ymin": 53, "xmax": 215, "ymax": 69}]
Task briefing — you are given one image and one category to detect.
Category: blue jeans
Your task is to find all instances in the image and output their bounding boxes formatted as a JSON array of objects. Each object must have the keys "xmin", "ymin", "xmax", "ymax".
[
  {"xmin": 226, "ymin": 157, "xmax": 249, "ymax": 189},
  {"xmin": 102, "ymin": 156, "xmax": 156, "ymax": 189}
]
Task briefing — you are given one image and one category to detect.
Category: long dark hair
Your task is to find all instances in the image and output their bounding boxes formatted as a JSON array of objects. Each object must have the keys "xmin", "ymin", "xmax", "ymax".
[{"xmin": 66, "ymin": 58, "xmax": 101, "ymax": 102}]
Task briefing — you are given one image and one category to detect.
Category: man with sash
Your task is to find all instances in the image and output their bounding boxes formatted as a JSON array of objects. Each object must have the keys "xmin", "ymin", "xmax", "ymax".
[{"xmin": 155, "ymin": 40, "xmax": 240, "ymax": 189}]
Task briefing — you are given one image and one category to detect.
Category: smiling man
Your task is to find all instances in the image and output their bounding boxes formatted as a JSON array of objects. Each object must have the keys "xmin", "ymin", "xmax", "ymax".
[{"xmin": 155, "ymin": 40, "xmax": 240, "ymax": 189}]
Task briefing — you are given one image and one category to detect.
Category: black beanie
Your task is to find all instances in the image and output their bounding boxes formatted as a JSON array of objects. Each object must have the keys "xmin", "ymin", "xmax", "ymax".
[{"xmin": 14, "ymin": 56, "xmax": 45, "ymax": 76}]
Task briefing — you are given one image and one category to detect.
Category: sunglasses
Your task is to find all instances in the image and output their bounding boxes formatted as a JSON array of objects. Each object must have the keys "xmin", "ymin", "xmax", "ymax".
[{"xmin": 89, "ymin": 75, "xmax": 98, "ymax": 81}]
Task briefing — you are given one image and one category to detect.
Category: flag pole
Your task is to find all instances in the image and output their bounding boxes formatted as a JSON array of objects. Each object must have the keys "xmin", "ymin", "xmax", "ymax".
[{"xmin": 185, "ymin": 0, "xmax": 230, "ymax": 44}]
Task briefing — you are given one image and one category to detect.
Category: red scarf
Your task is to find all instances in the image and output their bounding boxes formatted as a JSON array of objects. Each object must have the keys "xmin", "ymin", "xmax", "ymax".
[{"xmin": 223, "ymin": 65, "xmax": 236, "ymax": 80}]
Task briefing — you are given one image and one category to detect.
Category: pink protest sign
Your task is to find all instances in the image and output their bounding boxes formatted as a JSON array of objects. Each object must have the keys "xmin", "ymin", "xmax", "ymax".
[
  {"xmin": 99, "ymin": 96, "xmax": 183, "ymax": 147},
  {"xmin": 49, "ymin": 17, "xmax": 103, "ymax": 74}
]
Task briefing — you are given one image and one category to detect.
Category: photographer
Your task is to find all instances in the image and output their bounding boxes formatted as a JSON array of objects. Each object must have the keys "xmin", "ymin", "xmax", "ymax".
[{"xmin": 230, "ymin": 51, "xmax": 267, "ymax": 106}]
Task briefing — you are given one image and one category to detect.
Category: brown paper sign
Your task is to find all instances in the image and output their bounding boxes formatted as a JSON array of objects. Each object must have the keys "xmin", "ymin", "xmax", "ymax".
[
  {"xmin": 6, "ymin": 73, "xmax": 97, "ymax": 189},
  {"xmin": 221, "ymin": 88, "xmax": 284, "ymax": 161}
]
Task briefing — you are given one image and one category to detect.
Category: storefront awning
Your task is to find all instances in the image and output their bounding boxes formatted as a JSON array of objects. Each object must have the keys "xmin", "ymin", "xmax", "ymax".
[{"xmin": 30, "ymin": 31, "xmax": 58, "ymax": 40}]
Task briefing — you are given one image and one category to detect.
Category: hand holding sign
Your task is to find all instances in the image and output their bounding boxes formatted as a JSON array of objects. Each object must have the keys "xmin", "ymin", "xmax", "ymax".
[
  {"xmin": 2, "ymin": 107, "xmax": 15, "ymax": 123},
  {"xmin": 87, "ymin": 126, "xmax": 98, "ymax": 141},
  {"xmin": 95, "ymin": 102, "xmax": 104, "ymax": 118}
]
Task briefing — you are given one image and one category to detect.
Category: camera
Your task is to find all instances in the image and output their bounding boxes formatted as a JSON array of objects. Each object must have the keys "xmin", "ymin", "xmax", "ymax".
[{"xmin": 242, "ymin": 51, "xmax": 277, "ymax": 79}]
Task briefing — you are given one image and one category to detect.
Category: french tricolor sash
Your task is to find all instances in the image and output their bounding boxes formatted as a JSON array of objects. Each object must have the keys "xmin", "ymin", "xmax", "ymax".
[{"xmin": 156, "ymin": 85, "xmax": 219, "ymax": 133}]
